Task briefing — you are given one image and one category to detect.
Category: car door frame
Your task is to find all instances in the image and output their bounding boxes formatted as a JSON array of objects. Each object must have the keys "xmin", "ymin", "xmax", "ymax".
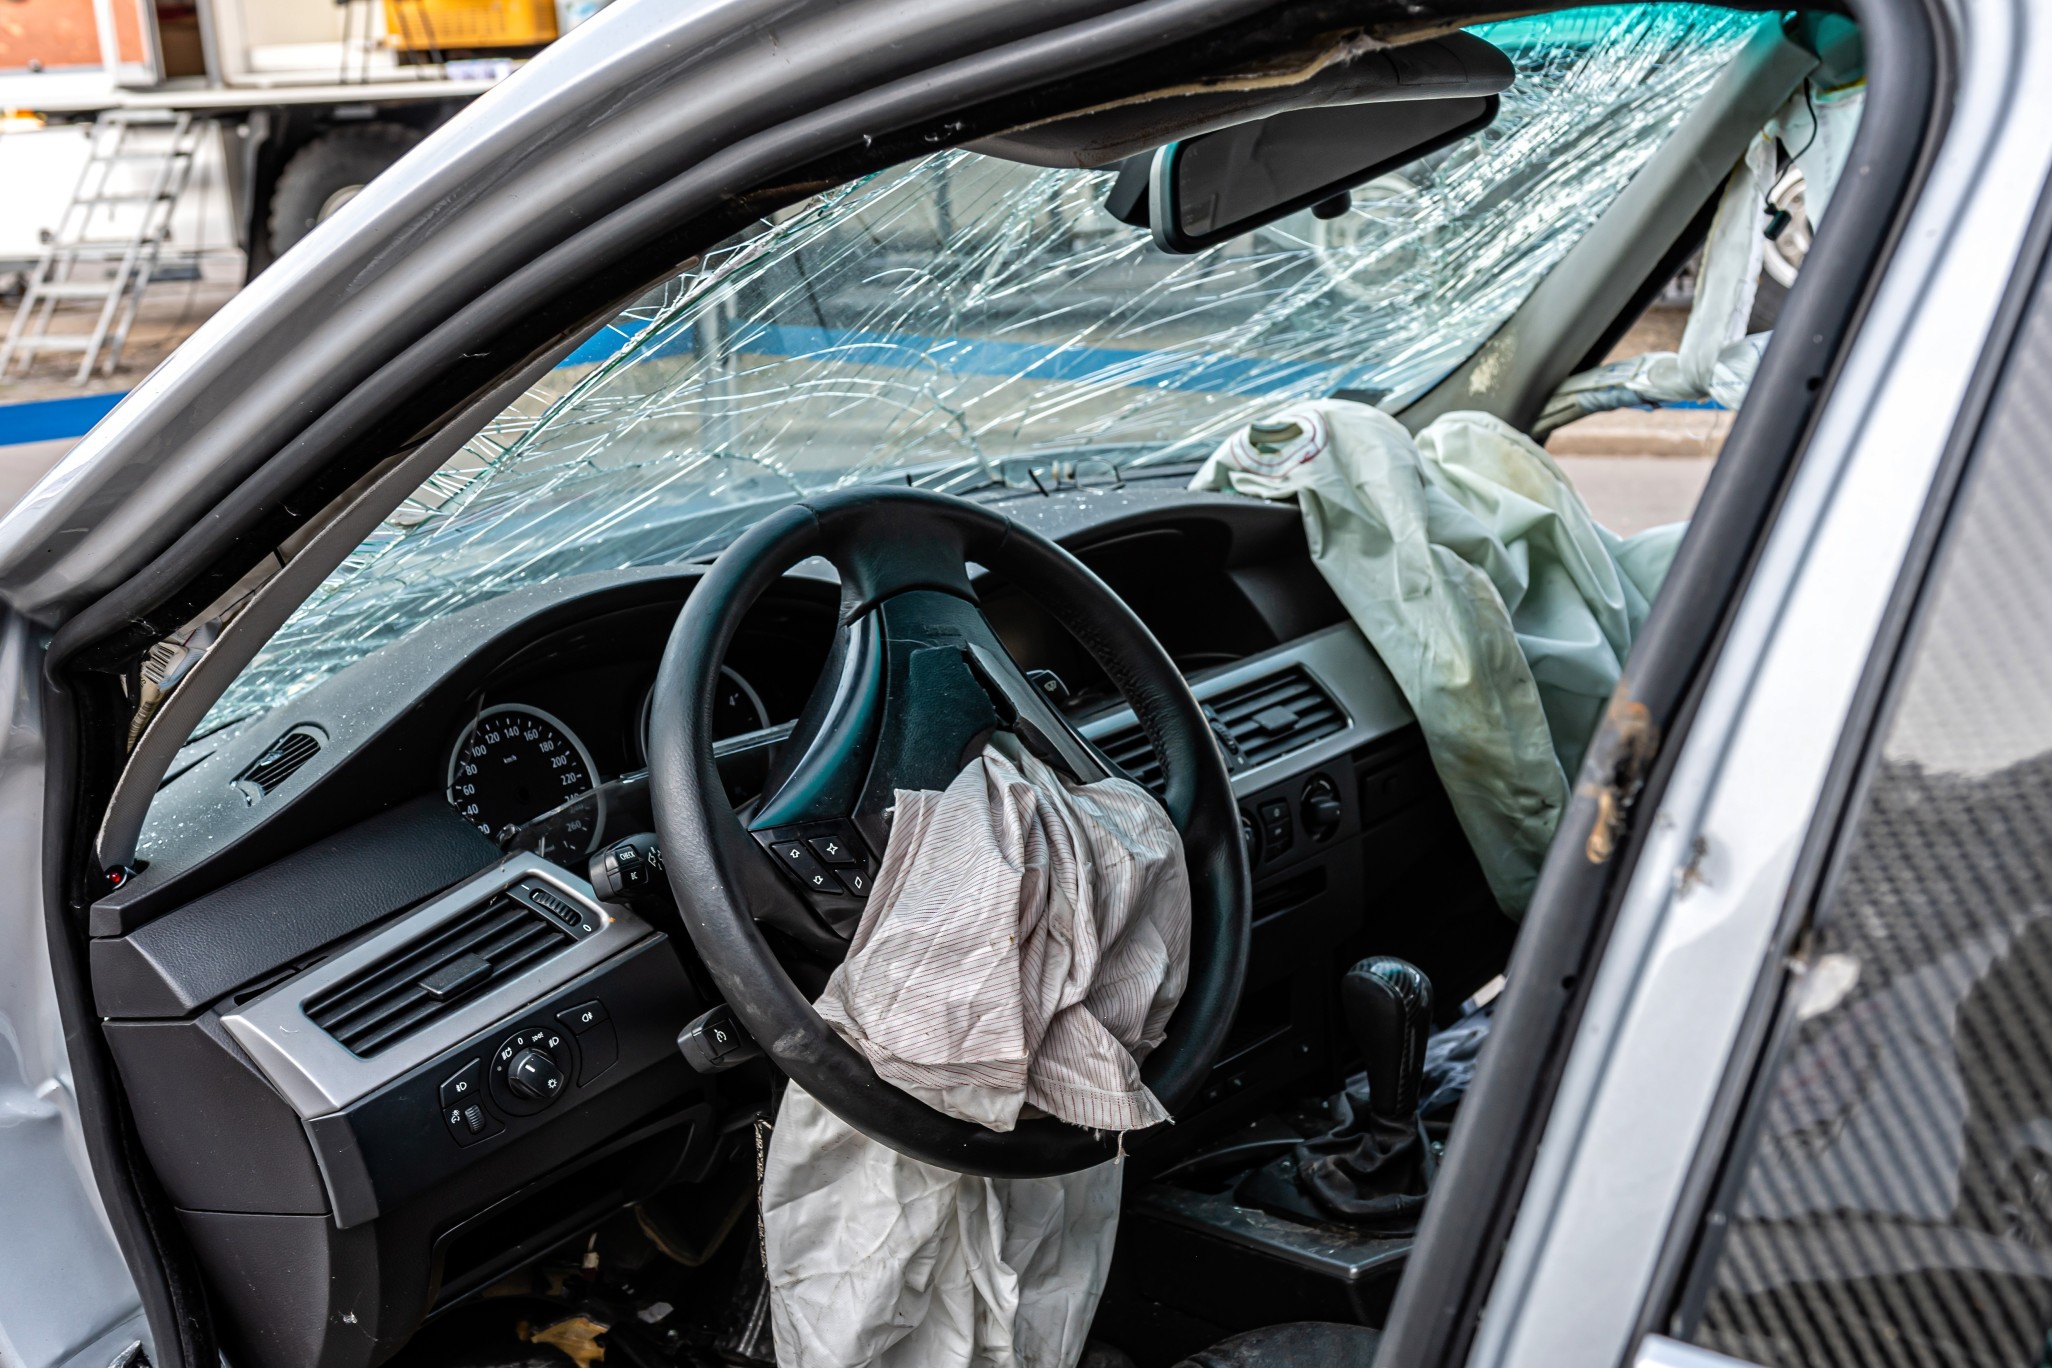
[
  {"xmin": 0, "ymin": 1, "xmax": 1599, "ymax": 1364},
  {"xmin": 1372, "ymin": 0, "xmax": 2052, "ymax": 1361}
]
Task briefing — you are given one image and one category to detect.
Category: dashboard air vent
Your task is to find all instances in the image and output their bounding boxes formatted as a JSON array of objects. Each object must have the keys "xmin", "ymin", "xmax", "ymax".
[
  {"xmin": 1093, "ymin": 666, "xmax": 1345, "ymax": 794},
  {"xmin": 235, "ymin": 725, "xmax": 325, "ymax": 801},
  {"xmin": 306, "ymin": 894, "xmax": 573, "ymax": 1056},
  {"xmin": 1207, "ymin": 666, "xmax": 1346, "ymax": 767},
  {"xmin": 1097, "ymin": 722, "xmax": 1166, "ymax": 795}
]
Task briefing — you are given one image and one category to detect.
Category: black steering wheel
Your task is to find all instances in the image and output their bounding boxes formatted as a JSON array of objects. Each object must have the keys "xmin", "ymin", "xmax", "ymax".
[{"xmin": 647, "ymin": 487, "xmax": 1248, "ymax": 1177}]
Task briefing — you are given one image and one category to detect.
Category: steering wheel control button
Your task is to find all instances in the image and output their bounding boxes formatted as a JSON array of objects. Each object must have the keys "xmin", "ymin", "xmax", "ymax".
[
  {"xmin": 678, "ymin": 1004, "xmax": 763, "ymax": 1075},
  {"xmin": 764, "ymin": 835, "xmax": 841, "ymax": 891},
  {"xmin": 488, "ymin": 1024, "xmax": 579, "ymax": 1114},
  {"xmin": 753, "ymin": 822, "xmax": 877, "ymax": 909},
  {"xmin": 807, "ymin": 833, "xmax": 858, "ymax": 866}
]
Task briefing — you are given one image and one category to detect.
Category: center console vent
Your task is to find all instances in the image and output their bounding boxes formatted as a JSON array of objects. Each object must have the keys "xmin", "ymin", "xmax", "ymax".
[
  {"xmin": 306, "ymin": 892, "xmax": 573, "ymax": 1056},
  {"xmin": 1210, "ymin": 667, "xmax": 1346, "ymax": 767},
  {"xmin": 1094, "ymin": 666, "xmax": 1347, "ymax": 794}
]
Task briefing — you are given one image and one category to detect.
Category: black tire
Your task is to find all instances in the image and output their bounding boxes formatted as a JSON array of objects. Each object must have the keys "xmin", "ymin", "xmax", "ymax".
[{"xmin": 267, "ymin": 123, "xmax": 424, "ymax": 258}]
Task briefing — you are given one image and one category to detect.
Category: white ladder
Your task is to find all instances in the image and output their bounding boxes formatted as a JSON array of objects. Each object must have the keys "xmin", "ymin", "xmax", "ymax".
[{"xmin": 0, "ymin": 111, "xmax": 206, "ymax": 385}]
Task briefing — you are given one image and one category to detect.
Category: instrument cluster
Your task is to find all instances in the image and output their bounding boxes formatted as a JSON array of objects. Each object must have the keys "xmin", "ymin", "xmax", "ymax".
[{"xmin": 445, "ymin": 665, "xmax": 771, "ymax": 858}]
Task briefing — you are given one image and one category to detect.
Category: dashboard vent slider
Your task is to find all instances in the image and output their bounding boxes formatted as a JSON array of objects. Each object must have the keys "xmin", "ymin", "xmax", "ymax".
[
  {"xmin": 418, "ymin": 952, "xmax": 492, "ymax": 1001},
  {"xmin": 306, "ymin": 890, "xmax": 578, "ymax": 1056}
]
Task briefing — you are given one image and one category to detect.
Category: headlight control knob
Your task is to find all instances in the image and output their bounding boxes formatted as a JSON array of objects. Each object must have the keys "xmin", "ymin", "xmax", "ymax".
[
  {"xmin": 506, "ymin": 1048, "xmax": 564, "ymax": 1102},
  {"xmin": 1301, "ymin": 774, "xmax": 1344, "ymax": 842}
]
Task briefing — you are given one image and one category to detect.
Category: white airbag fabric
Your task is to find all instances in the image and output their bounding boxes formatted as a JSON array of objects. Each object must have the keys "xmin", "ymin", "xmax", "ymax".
[
  {"xmin": 1193, "ymin": 401, "xmax": 1677, "ymax": 914},
  {"xmin": 763, "ymin": 741, "xmax": 1190, "ymax": 1367},
  {"xmin": 1535, "ymin": 132, "xmax": 1774, "ymax": 437},
  {"xmin": 1536, "ymin": 80, "xmax": 1867, "ymax": 435}
]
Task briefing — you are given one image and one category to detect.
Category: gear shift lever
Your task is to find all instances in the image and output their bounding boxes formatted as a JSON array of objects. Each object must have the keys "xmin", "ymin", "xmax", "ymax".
[
  {"xmin": 1237, "ymin": 955, "xmax": 1438, "ymax": 1233},
  {"xmin": 1343, "ymin": 956, "xmax": 1434, "ymax": 1126}
]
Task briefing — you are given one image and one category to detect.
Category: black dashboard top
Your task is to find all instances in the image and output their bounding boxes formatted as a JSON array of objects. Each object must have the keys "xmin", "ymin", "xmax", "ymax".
[{"xmin": 102, "ymin": 478, "xmax": 1340, "ymax": 933}]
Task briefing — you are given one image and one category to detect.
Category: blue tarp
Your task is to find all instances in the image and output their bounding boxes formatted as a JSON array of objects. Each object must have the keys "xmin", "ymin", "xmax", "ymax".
[{"xmin": 0, "ymin": 391, "xmax": 125, "ymax": 446}]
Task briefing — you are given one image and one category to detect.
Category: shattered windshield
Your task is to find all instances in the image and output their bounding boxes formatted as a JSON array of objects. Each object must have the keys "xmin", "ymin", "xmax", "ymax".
[{"xmin": 205, "ymin": 5, "xmax": 1754, "ymax": 730}]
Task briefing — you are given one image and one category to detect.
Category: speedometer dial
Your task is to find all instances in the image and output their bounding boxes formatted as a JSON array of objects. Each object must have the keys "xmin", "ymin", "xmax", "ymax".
[{"xmin": 447, "ymin": 704, "xmax": 604, "ymax": 852}]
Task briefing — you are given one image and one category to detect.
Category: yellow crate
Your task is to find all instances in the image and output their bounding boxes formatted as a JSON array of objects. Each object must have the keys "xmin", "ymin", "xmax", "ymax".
[{"xmin": 383, "ymin": 0, "xmax": 559, "ymax": 52}]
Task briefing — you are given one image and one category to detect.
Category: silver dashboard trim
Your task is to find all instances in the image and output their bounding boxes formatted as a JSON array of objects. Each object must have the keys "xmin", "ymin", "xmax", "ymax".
[
  {"xmin": 1076, "ymin": 622, "xmax": 1415, "ymax": 796},
  {"xmin": 1634, "ymin": 1336, "xmax": 1763, "ymax": 1368},
  {"xmin": 221, "ymin": 854, "xmax": 652, "ymax": 1119}
]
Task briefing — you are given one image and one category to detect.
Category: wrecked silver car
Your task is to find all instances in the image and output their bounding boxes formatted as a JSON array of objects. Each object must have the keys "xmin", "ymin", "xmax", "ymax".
[{"xmin": 0, "ymin": 0, "xmax": 2042, "ymax": 1364}]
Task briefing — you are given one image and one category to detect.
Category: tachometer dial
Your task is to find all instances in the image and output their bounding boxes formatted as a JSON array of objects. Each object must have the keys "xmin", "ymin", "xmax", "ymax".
[
  {"xmin": 639, "ymin": 665, "xmax": 770, "ymax": 761},
  {"xmin": 448, "ymin": 704, "xmax": 605, "ymax": 852}
]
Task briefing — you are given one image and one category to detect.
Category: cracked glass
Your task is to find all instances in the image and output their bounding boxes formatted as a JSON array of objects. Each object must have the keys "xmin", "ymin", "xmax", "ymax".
[{"xmin": 201, "ymin": 4, "xmax": 1756, "ymax": 733}]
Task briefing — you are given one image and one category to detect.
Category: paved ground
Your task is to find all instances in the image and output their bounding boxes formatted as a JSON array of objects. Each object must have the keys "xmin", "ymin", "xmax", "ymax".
[
  {"xmin": 0, "ymin": 274, "xmax": 237, "ymax": 404},
  {"xmin": 0, "ymin": 272, "xmax": 238, "ymax": 515},
  {"xmin": 3, "ymin": 426, "xmax": 1720, "ymax": 536},
  {"xmin": 0, "ymin": 437, "xmax": 75, "ymax": 514},
  {"xmin": 1555, "ymin": 453, "xmax": 1715, "ymax": 536}
]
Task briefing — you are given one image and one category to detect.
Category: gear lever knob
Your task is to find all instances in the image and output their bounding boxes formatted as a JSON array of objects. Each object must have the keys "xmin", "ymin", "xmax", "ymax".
[{"xmin": 1341, "ymin": 957, "xmax": 1434, "ymax": 1124}]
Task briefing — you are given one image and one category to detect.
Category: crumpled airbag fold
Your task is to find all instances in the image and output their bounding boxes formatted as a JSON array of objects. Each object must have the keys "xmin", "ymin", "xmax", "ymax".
[
  {"xmin": 1194, "ymin": 401, "xmax": 1677, "ymax": 913},
  {"xmin": 763, "ymin": 741, "xmax": 1190, "ymax": 1367}
]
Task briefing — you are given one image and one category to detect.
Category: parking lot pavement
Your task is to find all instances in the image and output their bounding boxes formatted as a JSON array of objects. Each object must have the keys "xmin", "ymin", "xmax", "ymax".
[
  {"xmin": 0, "ymin": 275, "xmax": 238, "ymax": 405},
  {"xmin": 1543, "ymin": 406, "xmax": 1727, "ymax": 535},
  {"xmin": 0, "ymin": 437, "xmax": 76, "ymax": 515},
  {"xmin": 1556, "ymin": 455, "xmax": 1716, "ymax": 536}
]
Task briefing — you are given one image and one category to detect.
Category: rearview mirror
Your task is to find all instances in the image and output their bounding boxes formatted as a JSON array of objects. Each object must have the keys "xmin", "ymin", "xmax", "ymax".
[{"xmin": 1149, "ymin": 38, "xmax": 1509, "ymax": 254}]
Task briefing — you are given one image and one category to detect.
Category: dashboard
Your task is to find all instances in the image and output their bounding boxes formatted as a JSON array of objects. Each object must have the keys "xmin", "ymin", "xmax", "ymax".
[{"xmin": 88, "ymin": 477, "xmax": 1513, "ymax": 1368}]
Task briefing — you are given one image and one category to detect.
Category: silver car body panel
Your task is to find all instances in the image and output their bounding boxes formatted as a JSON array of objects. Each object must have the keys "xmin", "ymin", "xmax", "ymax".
[
  {"xmin": 0, "ymin": 0, "xmax": 2001, "ymax": 1363},
  {"xmin": 1467, "ymin": 0, "xmax": 2052, "ymax": 1360},
  {"xmin": 1634, "ymin": 1335, "xmax": 1761, "ymax": 1368},
  {"xmin": 0, "ymin": 616, "xmax": 151, "ymax": 1368}
]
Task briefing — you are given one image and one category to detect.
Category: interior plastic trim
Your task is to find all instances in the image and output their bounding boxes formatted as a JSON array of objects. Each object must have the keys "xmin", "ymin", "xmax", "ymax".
[
  {"xmin": 1076, "ymin": 623, "xmax": 1414, "ymax": 796},
  {"xmin": 220, "ymin": 854, "xmax": 651, "ymax": 1118}
]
